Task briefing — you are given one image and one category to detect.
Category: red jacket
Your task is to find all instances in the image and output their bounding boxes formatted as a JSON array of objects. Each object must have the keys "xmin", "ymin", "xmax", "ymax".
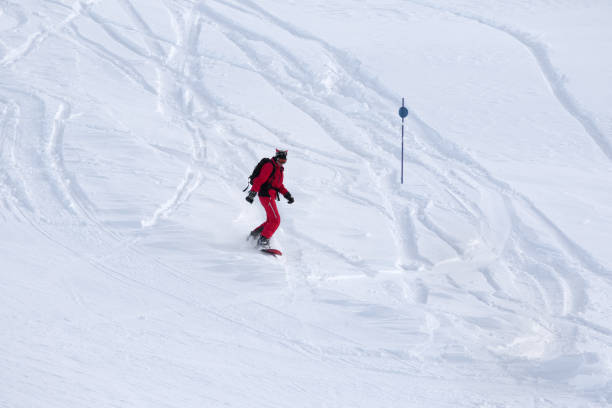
[{"xmin": 251, "ymin": 159, "xmax": 288, "ymax": 198}]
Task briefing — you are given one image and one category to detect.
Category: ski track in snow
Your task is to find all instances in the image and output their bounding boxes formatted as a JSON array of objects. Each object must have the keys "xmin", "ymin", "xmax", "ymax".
[
  {"xmin": 124, "ymin": 0, "xmax": 610, "ymax": 360},
  {"xmin": 3, "ymin": 0, "xmax": 398, "ymax": 377},
  {"xmin": 2, "ymin": 1, "xmax": 611, "ymax": 406},
  {"xmin": 0, "ymin": 95, "xmax": 33, "ymax": 217},
  {"xmin": 195, "ymin": 1, "xmax": 612, "ymax": 394},
  {"xmin": 75, "ymin": 0, "xmax": 211, "ymax": 228},
  {"xmin": 406, "ymin": 0, "xmax": 612, "ymax": 162},
  {"xmin": 0, "ymin": 86, "xmax": 130, "ymax": 266},
  {"xmin": 196, "ymin": 0, "xmax": 428, "ymax": 269},
  {"xmin": 196, "ymin": 0, "xmax": 612, "ymax": 391},
  {"xmin": 202, "ymin": 0, "xmax": 608, "ymax": 286},
  {"xmin": 0, "ymin": 0, "xmax": 99, "ymax": 68}
]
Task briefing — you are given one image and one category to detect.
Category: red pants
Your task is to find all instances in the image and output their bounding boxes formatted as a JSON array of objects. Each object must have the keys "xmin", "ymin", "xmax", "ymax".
[{"xmin": 256, "ymin": 195, "xmax": 281, "ymax": 239}]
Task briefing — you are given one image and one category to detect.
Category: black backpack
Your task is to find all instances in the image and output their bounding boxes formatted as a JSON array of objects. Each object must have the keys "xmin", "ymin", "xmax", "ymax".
[{"xmin": 243, "ymin": 158, "xmax": 276, "ymax": 192}]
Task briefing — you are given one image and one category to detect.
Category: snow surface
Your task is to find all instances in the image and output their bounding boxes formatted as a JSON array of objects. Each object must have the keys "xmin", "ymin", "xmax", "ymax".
[{"xmin": 2, "ymin": 0, "xmax": 612, "ymax": 407}]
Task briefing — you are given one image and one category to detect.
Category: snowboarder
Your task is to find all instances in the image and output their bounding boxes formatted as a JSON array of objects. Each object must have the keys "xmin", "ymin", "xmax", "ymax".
[{"xmin": 245, "ymin": 149, "xmax": 294, "ymax": 249}]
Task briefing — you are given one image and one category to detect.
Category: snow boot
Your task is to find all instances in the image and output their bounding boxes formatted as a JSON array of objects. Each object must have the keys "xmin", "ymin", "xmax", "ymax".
[
  {"xmin": 247, "ymin": 226, "xmax": 263, "ymax": 241},
  {"xmin": 257, "ymin": 235, "xmax": 271, "ymax": 250}
]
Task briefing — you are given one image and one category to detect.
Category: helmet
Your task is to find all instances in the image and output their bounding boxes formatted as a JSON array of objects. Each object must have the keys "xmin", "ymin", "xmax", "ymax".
[{"xmin": 274, "ymin": 149, "xmax": 288, "ymax": 160}]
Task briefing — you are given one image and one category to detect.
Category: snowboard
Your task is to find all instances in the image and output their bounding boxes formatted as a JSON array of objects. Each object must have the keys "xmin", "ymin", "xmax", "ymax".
[{"xmin": 261, "ymin": 248, "xmax": 282, "ymax": 257}]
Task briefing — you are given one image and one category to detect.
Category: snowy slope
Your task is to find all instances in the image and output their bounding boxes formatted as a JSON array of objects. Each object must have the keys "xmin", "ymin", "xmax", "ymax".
[{"xmin": 1, "ymin": 1, "xmax": 611, "ymax": 407}]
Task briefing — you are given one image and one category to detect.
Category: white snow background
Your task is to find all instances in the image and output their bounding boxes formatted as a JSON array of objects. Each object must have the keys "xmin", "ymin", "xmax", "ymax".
[{"xmin": 1, "ymin": 0, "xmax": 612, "ymax": 407}]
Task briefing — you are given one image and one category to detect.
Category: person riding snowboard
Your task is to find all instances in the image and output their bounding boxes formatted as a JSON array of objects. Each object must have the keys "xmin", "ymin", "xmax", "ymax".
[{"xmin": 245, "ymin": 149, "xmax": 294, "ymax": 249}]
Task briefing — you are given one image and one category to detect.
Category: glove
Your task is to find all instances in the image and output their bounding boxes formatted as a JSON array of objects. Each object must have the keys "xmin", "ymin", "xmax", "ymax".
[
  {"xmin": 284, "ymin": 192, "xmax": 294, "ymax": 204},
  {"xmin": 246, "ymin": 190, "xmax": 257, "ymax": 204}
]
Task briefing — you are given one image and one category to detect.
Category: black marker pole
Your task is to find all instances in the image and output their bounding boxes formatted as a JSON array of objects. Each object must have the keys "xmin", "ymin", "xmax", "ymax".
[{"xmin": 398, "ymin": 98, "xmax": 409, "ymax": 184}]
